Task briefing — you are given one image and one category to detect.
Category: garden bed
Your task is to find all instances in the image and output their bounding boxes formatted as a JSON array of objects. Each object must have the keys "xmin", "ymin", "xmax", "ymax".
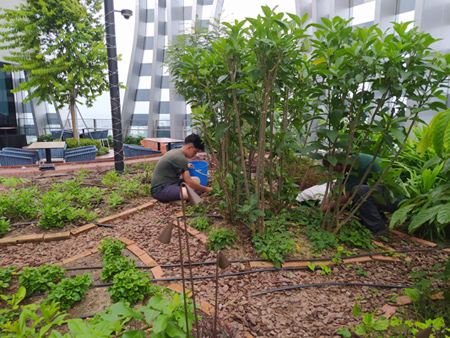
[{"xmin": 0, "ymin": 168, "xmax": 449, "ymax": 337}]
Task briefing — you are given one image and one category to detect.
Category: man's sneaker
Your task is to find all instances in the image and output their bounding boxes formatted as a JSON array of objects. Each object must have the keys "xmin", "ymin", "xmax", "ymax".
[{"xmin": 372, "ymin": 226, "xmax": 388, "ymax": 236}]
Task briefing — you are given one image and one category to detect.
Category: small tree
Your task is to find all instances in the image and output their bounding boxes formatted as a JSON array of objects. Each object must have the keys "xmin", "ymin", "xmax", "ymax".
[{"xmin": 0, "ymin": 0, "xmax": 109, "ymax": 139}]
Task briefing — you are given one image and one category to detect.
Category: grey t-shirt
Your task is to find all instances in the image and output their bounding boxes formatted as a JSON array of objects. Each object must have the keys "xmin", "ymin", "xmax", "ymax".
[{"xmin": 150, "ymin": 149, "xmax": 188, "ymax": 194}]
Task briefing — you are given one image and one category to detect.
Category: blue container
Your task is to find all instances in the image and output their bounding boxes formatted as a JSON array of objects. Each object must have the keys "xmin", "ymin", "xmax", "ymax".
[{"xmin": 188, "ymin": 161, "xmax": 208, "ymax": 186}]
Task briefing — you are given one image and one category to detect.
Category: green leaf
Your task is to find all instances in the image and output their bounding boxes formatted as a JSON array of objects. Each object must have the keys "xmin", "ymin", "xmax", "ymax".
[
  {"xmin": 372, "ymin": 317, "xmax": 390, "ymax": 331},
  {"xmin": 353, "ymin": 302, "xmax": 362, "ymax": 317},
  {"xmin": 122, "ymin": 330, "xmax": 146, "ymax": 338},
  {"xmin": 152, "ymin": 314, "xmax": 169, "ymax": 333}
]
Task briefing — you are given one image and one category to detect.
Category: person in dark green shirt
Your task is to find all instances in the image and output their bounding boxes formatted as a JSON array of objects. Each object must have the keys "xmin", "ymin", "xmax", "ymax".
[
  {"xmin": 151, "ymin": 134, "xmax": 212, "ymax": 202},
  {"xmin": 321, "ymin": 152, "xmax": 401, "ymax": 236}
]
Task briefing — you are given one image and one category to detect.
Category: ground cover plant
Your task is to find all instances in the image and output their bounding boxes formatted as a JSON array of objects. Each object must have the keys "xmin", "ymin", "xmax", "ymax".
[{"xmin": 0, "ymin": 168, "xmax": 153, "ymax": 236}]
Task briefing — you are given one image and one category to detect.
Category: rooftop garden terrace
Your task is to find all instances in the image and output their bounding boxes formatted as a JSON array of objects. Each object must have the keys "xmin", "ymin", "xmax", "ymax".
[{"xmin": 0, "ymin": 5, "xmax": 450, "ymax": 338}]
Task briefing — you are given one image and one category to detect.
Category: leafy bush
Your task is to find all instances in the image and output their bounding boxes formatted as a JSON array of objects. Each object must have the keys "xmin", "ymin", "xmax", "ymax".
[
  {"xmin": 0, "ymin": 266, "xmax": 16, "ymax": 291},
  {"xmin": 46, "ymin": 273, "xmax": 93, "ymax": 311},
  {"xmin": 390, "ymin": 125, "xmax": 450, "ymax": 241},
  {"xmin": 302, "ymin": 223, "xmax": 337, "ymax": 252},
  {"xmin": 252, "ymin": 226, "xmax": 296, "ymax": 269},
  {"xmin": 36, "ymin": 134, "xmax": 53, "ymax": 142},
  {"xmin": 107, "ymin": 191, "xmax": 125, "ymax": 209},
  {"xmin": 337, "ymin": 302, "xmax": 446, "ymax": 337},
  {"xmin": 123, "ymin": 135, "xmax": 144, "ymax": 145},
  {"xmin": 285, "ymin": 156, "xmax": 327, "ymax": 190},
  {"xmin": 206, "ymin": 227, "xmax": 237, "ymax": 251},
  {"xmin": 108, "ymin": 269, "xmax": 154, "ymax": 306},
  {"xmin": 0, "ymin": 187, "xmax": 39, "ymax": 222},
  {"xmin": 0, "ymin": 217, "xmax": 10, "ymax": 238},
  {"xmin": 119, "ymin": 177, "xmax": 141, "ymax": 199},
  {"xmin": 98, "ymin": 238, "xmax": 126, "ymax": 259},
  {"xmin": 101, "ymin": 170, "xmax": 121, "ymax": 188},
  {"xmin": 19, "ymin": 264, "xmax": 66, "ymax": 295},
  {"xmin": 336, "ymin": 220, "xmax": 373, "ymax": 250},
  {"xmin": 97, "ymin": 146, "xmax": 109, "ymax": 156},
  {"xmin": 189, "ymin": 216, "xmax": 211, "ymax": 232},
  {"xmin": 66, "ymin": 138, "xmax": 101, "ymax": 151},
  {"xmin": 101, "ymin": 256, "xmax": 136, "ymax": 282}
]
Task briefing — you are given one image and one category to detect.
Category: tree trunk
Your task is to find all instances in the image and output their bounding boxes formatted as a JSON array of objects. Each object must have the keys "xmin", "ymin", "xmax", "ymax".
[{"xmin": 70, "ymin": 89, "xmax": 78, "ymax": 141}]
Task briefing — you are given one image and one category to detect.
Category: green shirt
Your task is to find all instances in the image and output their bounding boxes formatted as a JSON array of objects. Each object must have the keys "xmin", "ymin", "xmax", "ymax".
[
  {"xmin": 345, "ymin": 154, "xmax": 382, "ymax": 191},
  {"xmin": 150, "ymin": 149, "xmax": 188, "ymax": 194}
]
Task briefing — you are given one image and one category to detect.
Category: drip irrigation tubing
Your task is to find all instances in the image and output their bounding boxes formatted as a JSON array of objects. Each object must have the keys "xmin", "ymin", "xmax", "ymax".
[
  {"xmin": 93, "ymin": 214, "xmax": 224, "ymax": 228},
  {"xmin": 34, "ymin": 174, "xmax": 75, "ymax": 179},
  {"xmin": 58, "ymin": 245, "xmax": 450, "ymax": 272},
  {"xmin": 10, "ymin": 221, "xmax": 39, "ymax": 227},
  {"xmin": 251, "ymin": 282, "xmax": 414, "ymax": 296}
]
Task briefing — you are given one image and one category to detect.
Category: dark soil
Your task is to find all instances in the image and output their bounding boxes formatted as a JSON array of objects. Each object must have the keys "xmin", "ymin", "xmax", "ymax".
[{"xmin": 0, "ymin": 170, "xmax": 449, "ymax": 337}]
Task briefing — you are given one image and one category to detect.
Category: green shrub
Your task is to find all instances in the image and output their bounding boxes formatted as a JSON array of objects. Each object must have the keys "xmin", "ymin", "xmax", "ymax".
[
  {"xmin": 108, "ymin": 269, "xmax": 154, "ymax": 306},
  {"xmin": 123, "ymin": 135, "xmax": 144, "ymax": 145},
  {"xmin": 302, "ymin": 223, "xmax": 337, "ymax": 252},
  {"xmin": 36, "ymin": 134, "xmax": 53, "ymax": 142},
  {"xmin": 206, "ymin": 227, "xmax": 237, "ymax": 251},
  {"xmin": 46, "ymin": 274, "xmax": 93, "ymax": 311},
  {"xmin": 97, "ymin": 146, "xmax": 109, "ymax": 156},
  {"xmin": 107, "ymin": 191, "xmax": 125, "ymax": 209},
  {"xmin": 189, "ymin": 216, "xmax": 210, "ymax": 232},
  {"xmin": 252, "ymin": 226, "xmax": 296, "ymax": 269},
  {"xmin": 101, "ymin": 170, "xmax": 121, "ymax": 188},
  {"xmin": 119, "ymin": 178, "xmax": 141, "ymax": 199},
  {"xmin": 66, "ymin": 138, "xmax": 101, "ymax": 151},
  {"xmin": 19, "ymin": 264, "xmax": 66, "ymax": 295},
  {"xmin": 0, "ymin": 266, "xmax": 16, "ymax": 291},
  {"xmin": 0, "ymin": 187, "xmax": 39, "ymax": 222},
  {"xmin": 101, "ymin": 256, "xmax": 136, "ymax": 282},
  {"xmin": 336, "ymin": 220, "xmax": 373, "ymax": 250},
  {"xmin": 98, "ymin": 238, "xmax": 126, "ymax": 259},
  {"xmin": 38, "ymin": 191, "xmax": 77, "ymax": 229},
  {"xmin": 0, "ymin": 217, "xmax": 10, "ymax": 238}
]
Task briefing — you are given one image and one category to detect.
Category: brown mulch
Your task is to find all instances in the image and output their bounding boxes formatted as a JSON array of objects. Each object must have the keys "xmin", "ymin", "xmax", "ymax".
[{"xmin": 0, "ymin": 173, "xmax": 449, "ymax": 337}]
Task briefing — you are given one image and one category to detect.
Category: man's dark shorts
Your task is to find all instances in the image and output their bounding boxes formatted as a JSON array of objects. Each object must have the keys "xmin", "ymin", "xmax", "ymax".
[{"xmin": 152, "ymin": 179, "xmax": 185, "ymax": 203}]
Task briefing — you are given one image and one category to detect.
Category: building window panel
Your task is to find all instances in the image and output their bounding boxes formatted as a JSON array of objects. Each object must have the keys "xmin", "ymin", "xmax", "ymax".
[
  {"xmin": 399, "ymin": 0, "xmax": 416, "ymax": 14},
  {"xmin": 147, "ymin": 9, "xmax": 154, "ymax": 22},
  {"xmin": 144, "ymin": 36, "xmax": 154, "ymax": 50},
  {"xmin": 160, "ymin": 102, "xmax": 170, "ymax": 114},
  {"xmin": 161, "ymin": 76, "xmax": 169, "ymax": 88},
  {"xmin": 136, "ymin": 89, "xmax": 151, "ymax": 101},
  {"xmin": 184, "ymin": 6, "xmax": 192, "ymax": 19},
  {"xmin": 140, "ymin": 63, "xmax": 153, "ymax": 76}
]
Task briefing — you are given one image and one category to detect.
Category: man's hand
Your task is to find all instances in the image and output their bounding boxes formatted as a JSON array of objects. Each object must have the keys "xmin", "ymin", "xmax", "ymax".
[{"xmin": 188, "ymin": 163, "xmax": 194, "ymax": 168}]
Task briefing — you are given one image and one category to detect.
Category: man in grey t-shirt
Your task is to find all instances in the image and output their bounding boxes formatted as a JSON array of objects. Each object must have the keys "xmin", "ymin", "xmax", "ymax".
[{"xmin": 150, "ymin": 134, "xmax": 213, "ymax": 202}]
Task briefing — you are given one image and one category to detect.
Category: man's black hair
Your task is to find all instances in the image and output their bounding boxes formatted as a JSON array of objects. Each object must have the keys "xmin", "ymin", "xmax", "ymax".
[{"xmin": 184, "ymin": 133, "xmax": 205, "ymax": 151}]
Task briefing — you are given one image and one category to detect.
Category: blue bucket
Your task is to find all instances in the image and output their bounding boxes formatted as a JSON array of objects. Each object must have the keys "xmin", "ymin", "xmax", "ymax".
[{"xmin": 188, "ymin": 161, "xmax": 208, "ymax": 186}]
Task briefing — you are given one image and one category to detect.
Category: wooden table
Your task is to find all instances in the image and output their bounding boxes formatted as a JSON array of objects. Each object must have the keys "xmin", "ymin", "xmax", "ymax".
[
  {"xmin": 142, "ymin": 138, "xmax": 184, "ymax": 152},
  {"xmin": 28, "ymin": 141, "xmax": 66, "ymax": 164}
]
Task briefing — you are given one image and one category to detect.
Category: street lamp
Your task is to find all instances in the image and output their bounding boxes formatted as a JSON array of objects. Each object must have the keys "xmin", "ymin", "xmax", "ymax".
[{"xmin": 103, "ymin": 0, "xmax": 132, "ymax": 174}]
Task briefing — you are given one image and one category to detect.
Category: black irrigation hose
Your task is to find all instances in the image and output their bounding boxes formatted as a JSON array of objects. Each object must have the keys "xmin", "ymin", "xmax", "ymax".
[
  {"xmin": 93, "ymin": 214, "xmax": 224, "ymax": 228},
  {"xmin": 251, "ymin": 282, "xmax": 414, "ymax": 296},
  {"xmin": 10, "ymin": 221, "xmax": 39, "ymax": 227},
  {"xmin": 34, "ymin": 174, "xmax": 75, "ymax": 179},
  {"xmin": 60, "ymin": 245, "xmax": 450, "ymax": 272}
]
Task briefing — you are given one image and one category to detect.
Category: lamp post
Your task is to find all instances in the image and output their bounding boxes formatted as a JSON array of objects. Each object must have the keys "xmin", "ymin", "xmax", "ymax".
[{"xmin": 103, "ymin": 0, "xmax": 131, "ymax": 174}]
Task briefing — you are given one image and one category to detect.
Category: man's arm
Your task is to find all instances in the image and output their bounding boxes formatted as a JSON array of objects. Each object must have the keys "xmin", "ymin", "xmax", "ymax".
[
  {"xmin": 321, "ymin": 190, "xmax": 351, "ymax": 213},
  {"xmin": 181, "ymin": 170, "xmax": 213, "ymax": 193}
]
